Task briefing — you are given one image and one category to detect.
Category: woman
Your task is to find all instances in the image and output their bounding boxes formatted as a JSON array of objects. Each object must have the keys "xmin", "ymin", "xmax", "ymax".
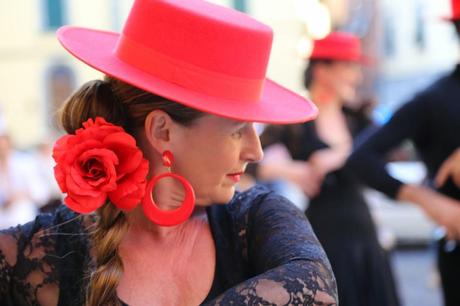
[
  {"xmin": 347, "ymin": 2, "xmax": 460, "ymax": 304},
  {"xmin": 257, "ymin": 32, "xmax": 400, "ymax": 306},
  {"xmin": 0, "ymin": 0, "xmax": 337, "ymax": 305}
]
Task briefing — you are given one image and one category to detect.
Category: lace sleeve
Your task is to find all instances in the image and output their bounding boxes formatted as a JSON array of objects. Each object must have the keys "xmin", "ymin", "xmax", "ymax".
[
  {"xmin": 206, "ymin": 191, "xmax": 338, "ymax": 305},
  {"xmin": 0, "ymin": 215, "xmax": 57, "ymax": 306},
  {"xmin": 0, "ymin": 207, "xmax": 89, "ymax": 306},
  {"xmin": 0, "ymin": 232, "xmax": 15, "ymax": 300},
  {"xmin": 206, "ymin": 260, "xmax": 336, "ymax": 305}
]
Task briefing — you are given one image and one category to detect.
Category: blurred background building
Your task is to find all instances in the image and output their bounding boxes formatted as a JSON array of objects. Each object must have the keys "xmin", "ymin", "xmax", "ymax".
[{"xmin": 1, "ymin": 0, "xmax": 457, "ymax": 147}]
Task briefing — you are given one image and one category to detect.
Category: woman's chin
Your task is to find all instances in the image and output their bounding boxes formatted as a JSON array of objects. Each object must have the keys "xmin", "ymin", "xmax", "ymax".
[{"xmin": 195, "ymin": 187, "xmax": 235, "ymax": 206}]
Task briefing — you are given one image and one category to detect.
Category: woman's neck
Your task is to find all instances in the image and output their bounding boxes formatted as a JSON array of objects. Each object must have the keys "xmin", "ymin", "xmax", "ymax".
[
  {"xmin": 117, "ymin": 204, "xmax": 215, "ymax": 306},
  {"xmin": 124, "ymin": 205, "xmax": 207, "ymax": 241}
]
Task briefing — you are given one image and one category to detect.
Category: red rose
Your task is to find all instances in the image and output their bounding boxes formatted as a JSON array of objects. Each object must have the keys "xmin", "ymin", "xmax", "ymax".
[{"xmin": 53, "ymin": 117, "xmax": 149, "ymax": 213}]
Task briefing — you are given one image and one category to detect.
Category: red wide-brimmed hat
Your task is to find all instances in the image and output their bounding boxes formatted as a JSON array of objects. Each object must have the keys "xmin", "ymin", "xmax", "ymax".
[
  {"xmin": 57, "ymin": 0, "xmax": 317, "ymax": 124},
  {"xmin": 310, "ymin": 32, "xmax": 366, "ymax": 63},
  {"xmin": 443, "ymin": 0, "xmax": 460, "ymax": 21}
]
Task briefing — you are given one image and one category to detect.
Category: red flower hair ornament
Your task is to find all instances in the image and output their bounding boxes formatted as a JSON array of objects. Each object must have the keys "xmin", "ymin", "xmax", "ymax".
[{"xmin": 53, "ymin": 117, "xmax": 149, "ymax": 214}]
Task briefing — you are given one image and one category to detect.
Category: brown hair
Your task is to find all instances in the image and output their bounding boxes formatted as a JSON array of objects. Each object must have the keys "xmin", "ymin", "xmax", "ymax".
[
  {"xmin": 303, "ymin": 58, "xmax": 333, "ymax": 89},
  {"xmin": 59, "ymin": 75, "xmax": 204, "ymax": 306}
]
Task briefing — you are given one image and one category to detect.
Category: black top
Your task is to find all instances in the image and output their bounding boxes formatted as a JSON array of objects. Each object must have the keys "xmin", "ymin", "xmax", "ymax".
[
  {"xmin": 258, "ymin": 121, "xmax": 328, "ymax": 161},
  {"xmin": 347, "ymin": 65, "xmax": 460, "ymax": 200},
  {"xmin": 260, "ymin": 120, "xmax": 379, "ymax": 237},
  {"xmin": 0, "ymin": 185, "xmax": 337, "ymax": 306}
]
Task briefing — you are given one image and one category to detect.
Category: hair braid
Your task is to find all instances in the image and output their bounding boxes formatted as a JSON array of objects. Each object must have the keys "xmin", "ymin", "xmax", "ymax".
[{"xmin": 85, "ymin": 204, "xmax": 129, "ymax": 306}]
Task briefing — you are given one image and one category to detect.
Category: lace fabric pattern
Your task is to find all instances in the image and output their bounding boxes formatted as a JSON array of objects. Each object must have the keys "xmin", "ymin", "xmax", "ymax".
[
  {"xmin": 204, "ymin": 186, "xmax": 337, "ymax": 305},
  {"xmin": 0, "ymin": 208, "xmax": 94, "ymax": 306},
  {"xmin": 0, "ymin": 186, "xmax": 337, "ymax": 306}
]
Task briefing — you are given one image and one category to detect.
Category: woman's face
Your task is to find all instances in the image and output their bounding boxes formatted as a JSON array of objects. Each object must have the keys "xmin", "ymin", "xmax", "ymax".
[
  {"xmin": 323, "ymin": 61, "xmax": 362, "ymax": 103},
  {"xmin": 168, "ymin": 115, "xmax": 264, "ymax": 205}
]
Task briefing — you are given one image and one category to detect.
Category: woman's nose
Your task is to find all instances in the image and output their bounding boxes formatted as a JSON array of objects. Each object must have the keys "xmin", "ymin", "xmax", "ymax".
[{"xmin": 241, "ymin": 124, "xmax": 264, "ymax": 163}]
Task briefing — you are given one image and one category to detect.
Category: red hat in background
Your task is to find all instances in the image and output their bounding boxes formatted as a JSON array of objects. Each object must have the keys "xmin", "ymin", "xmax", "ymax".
[
  {"xmin": 444, "ymin": 0, "xmax": 460, "ymax": 21},
  {"xmin": 57, "ymin": 0, "xmax": 317, "ymax": 124},
  {"xmin": 310, "ymin": 32, "xmax": 366, "ymax": 63}
]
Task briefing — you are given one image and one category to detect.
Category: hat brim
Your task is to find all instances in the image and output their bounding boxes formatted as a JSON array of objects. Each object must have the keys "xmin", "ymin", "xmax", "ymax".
[
  {"xmin": 57, "ymin": 26, "xmax": 317, "ymax": 124},
  {"xmin": 310, "ymin": 54, "xmax": 372, "ymax": 65},
  {"xmin": 441, "ymin": 15, "xmax": 460, "ymax": 22}
]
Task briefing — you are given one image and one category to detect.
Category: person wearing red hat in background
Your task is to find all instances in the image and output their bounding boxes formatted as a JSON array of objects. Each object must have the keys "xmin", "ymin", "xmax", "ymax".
[
  {"xmin": 0, "ymin": 1, "xmax": 338, "ymax": 305},
  {"xmin": 255, "ymin": 32, "xmax": 401, "ymax": 306},
  {"xmin": 347, "ymin": 0, "xmax": 460, "ymax": 305}
]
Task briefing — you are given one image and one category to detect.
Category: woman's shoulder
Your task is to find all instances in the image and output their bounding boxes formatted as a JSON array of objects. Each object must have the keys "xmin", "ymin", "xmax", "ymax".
[
  {"xmin": 0, "ymin": 205, "xmax": 92, "ymax": 305},
  {"xmin": 0, "ymin": 205, "xmax": 92, "ymax": 269},
  {"xmin": 224, "ymin": 184, "xmax": 330, "ymax": 265},
  {"xmin": 226, "ymin": 184, "xmax": 271, "ymax": 215},
  {"xmin": 226, "ymin": 184, "xmax": 303, "ymax": 221},
  {"xmin": 1, "ymin": 205, "xmax": 88, "ymax": 240}
]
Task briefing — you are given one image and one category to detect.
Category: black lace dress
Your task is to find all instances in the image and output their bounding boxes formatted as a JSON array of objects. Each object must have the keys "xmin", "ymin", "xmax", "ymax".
[{"xmin": 0, "ymin": 185, "xmax": 337, "ymax": 306}]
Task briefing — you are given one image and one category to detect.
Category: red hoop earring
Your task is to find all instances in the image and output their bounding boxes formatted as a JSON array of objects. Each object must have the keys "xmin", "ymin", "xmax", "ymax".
[{"xmin": 142, "ymin": 151, "xmax": 195, "ymax": 226}]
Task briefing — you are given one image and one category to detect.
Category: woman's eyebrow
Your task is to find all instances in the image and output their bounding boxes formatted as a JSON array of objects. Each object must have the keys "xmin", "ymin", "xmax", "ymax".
[{"xmin": 231, "ymin": 121, "xmax": 247, "ymax": 128}]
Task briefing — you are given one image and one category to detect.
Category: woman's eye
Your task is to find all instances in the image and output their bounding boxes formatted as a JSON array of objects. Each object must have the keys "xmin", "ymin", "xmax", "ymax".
[
  {"xmin": 231, "ymin": 127, "xmax": 244, "ymax": 139},
  {"xmin": 232, "ymin": 130, "xmax": 243, "ymax": 138}
]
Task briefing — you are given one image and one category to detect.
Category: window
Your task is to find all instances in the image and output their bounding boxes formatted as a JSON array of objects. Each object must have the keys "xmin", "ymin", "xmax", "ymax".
[
  {"xmin": 414, "ymin": 2, "xmax": 426, "ymax": 51},
  {"xmin": 46, "ymin": 65, "xmax": 75, "ymax": 129},
  {"xmin": 233, "ymin": 0, "xmax": 247, "ymax": 13},
  {"xmin": 43, "ymin": 0, "xmax": 66, "ymax": 30}
]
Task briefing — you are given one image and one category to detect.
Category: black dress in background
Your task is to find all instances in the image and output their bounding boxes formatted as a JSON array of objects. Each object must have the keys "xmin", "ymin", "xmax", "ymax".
[
  {"xmin": 260, "ymin": 118, "xmax": 400, "ymax": 306},
  {"xmin": 347, "ymin": 65, "xmax": 460, "ymax": 306}
]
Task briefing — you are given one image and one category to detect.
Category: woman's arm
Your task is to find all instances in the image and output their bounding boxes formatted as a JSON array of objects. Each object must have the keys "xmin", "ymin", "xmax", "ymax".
[
  {"xmin": 307, "ymin": 143, "xmax": 350, "ymax": 177},
  {"xmin": 346, "ymin": 96, "xmax": 460, "ymax": 239},
  {"xmin": 346, "ymin": 97, "xmax": 430, "ymax": 199},
  {"xmin": 398, "ymin": 184, "xmax": 460, "ymax": 240},
  {"xmin": 256, "ymin": 122, "xmax": 331, "ymax": 197},
  {"xmin": 0, "ymin": 208, "xmax": 85, "ymax": 306},
  {"xmin": 205, "ymin": 192, "xmax": 337, "ymax": 305},
  {"xmin": 0, "ymin": 219, "xmax": 62, "ymax": 306},
  {"xmin": 0, "ymin": 233, "xmax": 15, "ymax": 298},
  {"xmin": 256, "ymin": 144, "xmax": 322, "ymax": 197},
  {"xmin": 436, "ymin": 147, "xmax": 460, "ymax": 188},
  {"xmin": 205, "ymin": 260, "xmax": 337, "ymax": 305}
]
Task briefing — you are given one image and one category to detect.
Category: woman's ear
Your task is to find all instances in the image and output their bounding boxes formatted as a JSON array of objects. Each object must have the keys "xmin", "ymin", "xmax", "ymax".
[{"xmin": 144, "ymin": 110, "xmax": 173, "ymax": 153}]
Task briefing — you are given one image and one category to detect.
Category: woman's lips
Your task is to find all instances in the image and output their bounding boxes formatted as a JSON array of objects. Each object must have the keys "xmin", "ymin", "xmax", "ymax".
[{"xmin": 227, "ymin": 172, "xmax": 243, "ymax": 183}]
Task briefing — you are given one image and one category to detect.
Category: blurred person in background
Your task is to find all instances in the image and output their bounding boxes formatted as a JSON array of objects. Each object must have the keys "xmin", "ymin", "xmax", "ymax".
[
  {"xmin": 0, "ymin": 134, "xmax": 41, "ymax": 228},
  {"xmin": 32, "ymin": 140, "xmax": 63, "ymax": 212},
  {"xmin": 256, "ymin": 32, "xmax": 400, "ymax": 306},
  {"xmin": 342, "ymin": 96, "xmax": 379, "ymax": 145},
  {"xmin": 347, "ymin": 1, "xmax": 460, "ymax": 305},
  {"xmin": 252, "ymin": 124, "xmax": 322, "ymax": 211},
  {"xmin": 0, "ymin": 1, "xmax": 338, "ymax": 305}
]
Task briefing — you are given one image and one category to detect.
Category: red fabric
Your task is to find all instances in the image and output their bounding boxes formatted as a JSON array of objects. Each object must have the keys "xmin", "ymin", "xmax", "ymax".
[
  {"xmin": 123, "ymin": 0, "xmax": 272, "ymax": 78},
  {"xmin": 57, "ymin": 0, "xmax": 318, "ymax": 124},
  {"xmin": 310, "ymin": 32, "xmax": 365, "ymax": 63},
  {"xmin": 116, "ymin": 35, "xmax": 265, "ymax": 102},
  {"xmin": 450, "ymin": 0, "xmax": 460, "ymax": 20}
]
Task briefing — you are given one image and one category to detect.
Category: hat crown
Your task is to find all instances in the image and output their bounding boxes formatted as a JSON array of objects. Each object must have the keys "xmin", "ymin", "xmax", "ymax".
[
  {"xmin": 451, "ymin": 0, "xmax": 460, "ymax": 19},
  {"xmin": 56, "ymin": 0, "xmax": 318, "ymax": 124},
  {"xmin": 310, "ymin": 32, "xmax": 362, "ymax": 62},
  {"xmin": 115, "ymin": 0, "xmax": 273, "ymax": 79}
]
